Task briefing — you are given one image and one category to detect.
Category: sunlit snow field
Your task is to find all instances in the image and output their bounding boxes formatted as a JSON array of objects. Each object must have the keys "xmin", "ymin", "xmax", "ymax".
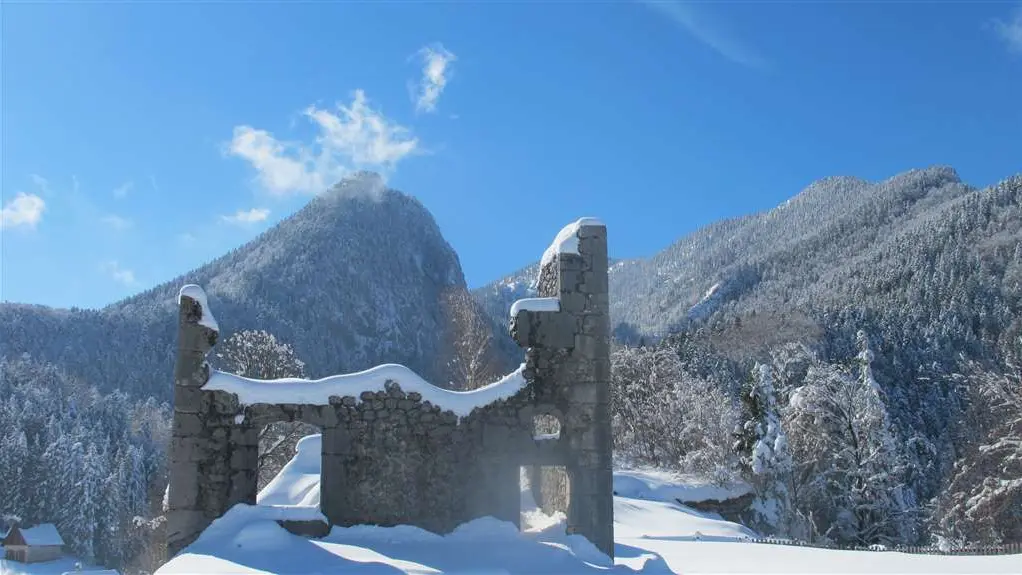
[{"xmin": 149, "ymin": 435, "xmax": 1021, "ymax": 574}]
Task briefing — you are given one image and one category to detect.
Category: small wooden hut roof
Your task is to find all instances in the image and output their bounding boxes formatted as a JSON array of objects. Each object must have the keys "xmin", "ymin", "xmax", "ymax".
[{"xmin": 3, "ymin": 523, "xmax": 64, "ymax": 546}]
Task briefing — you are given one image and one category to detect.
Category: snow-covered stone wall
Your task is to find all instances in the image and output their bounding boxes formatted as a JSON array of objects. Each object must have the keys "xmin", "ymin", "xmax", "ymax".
[
  {"xmin": 510, "ymin": 218, "xmax": 614, "ymax": 556},
  {"xmin": 166, "ymin": 218, "xmax": 614, "ymax": 559}
]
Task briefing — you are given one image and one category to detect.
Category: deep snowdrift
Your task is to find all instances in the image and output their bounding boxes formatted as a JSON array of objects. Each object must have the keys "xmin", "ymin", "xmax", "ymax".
[
  {"xmin": 159, "ymin": 504, "xmax": 650, "ymax": 575},
  {"xmin": 157, "ymin": 434, "xmax": 1022, "ymax": 574},
  {"xmin": 613, "ymin": 468, "xmax": 752, "ymax": 504},
  {"xmin": 257, "ymin": 434, "xmax": 323, "ymax": 507}
]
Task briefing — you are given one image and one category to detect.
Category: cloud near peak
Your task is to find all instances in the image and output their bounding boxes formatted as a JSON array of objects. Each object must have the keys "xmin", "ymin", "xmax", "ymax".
[
  {"xmin": 221, "ymin": 207, "xmax": 271, "ymax": 225},
  {"xmin": 992, "ymin": 7, "xmax": 1022, "ymax": 55},
  {"xmin": 228, "ymin": 90, "xmax": 418, "ymax": 197},
  {"xmin": 102, "ymin": 260, "xmax": 137, "ymax": 286},
  {"xmin": 1, "ymin": 192, "xmax": 46, "ymax": 229},
  {"xmin": 413, "ymin": 43, "xmax": 457, "ymax": 113},
  {"xmin": 102, "ymin": 214, "xmax": 133, "ymax": 231},
  {"xmin": 113, "ymin": 181, "xmax": 134, "ymax": 199}
]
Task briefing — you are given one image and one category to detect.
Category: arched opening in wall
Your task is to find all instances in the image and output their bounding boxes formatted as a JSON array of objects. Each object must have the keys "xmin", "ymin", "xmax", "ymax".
[
  {"xmin": 255, "ymin": 421, "xmax": 322, "ymax": 500},
  {"xmin": 533, "ymin": 414, "xmax": 561, "ymax": 440}
]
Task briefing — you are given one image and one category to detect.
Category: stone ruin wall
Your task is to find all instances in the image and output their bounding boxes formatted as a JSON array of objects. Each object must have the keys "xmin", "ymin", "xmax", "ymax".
[
  {"xmin": 166, "ymin": 220, "xmax": 613, "ymax": 558},
  {"xmin": 513, "ymin": 222, "xmax": 614, "ymax": 545}
]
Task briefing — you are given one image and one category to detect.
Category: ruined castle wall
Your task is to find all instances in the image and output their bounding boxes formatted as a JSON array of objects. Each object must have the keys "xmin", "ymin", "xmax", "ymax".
[
  {"xmin": 167, "ymin": 218, "xmax": 614, "ymax": 559},
  {"xmin": 209, "ymin": 383, "xmax": 549, "ymax": 534},
  {"xmin": 511, "ymin": 221, "xmax": 614, "ymax": 553},
  {"xmin": 166, "ymin": 296, "xmax": 230, "ymax": 556}
]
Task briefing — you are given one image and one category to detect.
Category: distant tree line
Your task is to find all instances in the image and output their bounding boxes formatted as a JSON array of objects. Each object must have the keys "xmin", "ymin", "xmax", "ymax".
[
  {"xmin": 608, "ymin": 330, "xmax": 1022, "ymax": 547},
  {"xmin": 0, "ymin": 355, "xmax": 171, "ymax": 573}
]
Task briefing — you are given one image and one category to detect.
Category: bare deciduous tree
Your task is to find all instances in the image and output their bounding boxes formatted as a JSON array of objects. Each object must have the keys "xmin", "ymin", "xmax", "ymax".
[
  {"xmin": 216, "ymin": 330, "xmax": 317, "ymax": 490},
  {"xmin": 932, "ymin": 338, "xmax": 1022, "ymax": 545},
  {"xmin": 438, "ymin": 288, "xmax": 507, "ymax": 390}
]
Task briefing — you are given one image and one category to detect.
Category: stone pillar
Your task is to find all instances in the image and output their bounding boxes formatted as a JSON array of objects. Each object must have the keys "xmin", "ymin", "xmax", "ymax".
[
  {"xmin": 511, "ymin": 220, "xmax": 615, "ymax": 557},
  {"xmin": 226, "ymin": 425, "xmax": 259, "ymax": 508},
  {"xmin": 320, "ymin": 424, "xmax": 351, "ymax": 527},
  {"xmin": 567, "ymin": 223, "xmax": 614, "ymax": 557},
  {"xmin": 166, "ymin": 286, "xmax": 220, "ymax": 557}
]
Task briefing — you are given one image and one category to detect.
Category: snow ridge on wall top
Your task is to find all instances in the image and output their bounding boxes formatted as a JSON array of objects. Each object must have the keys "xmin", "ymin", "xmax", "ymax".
[
  {"xmin": 540, "ymin": 217, "xmax": 605, "ymax": 267},
  {"xmin": 509, "ymin": 297, "xmax": 560, "ymax": 318},
  {"xmin": 177, "ymin": 284, "xmax": 219, "ymax": 332},
  {"xmin": 203, "ymin": 363, "xmax": 527, "ymax": 418},
  {"xmin": 511, "ymin": 217, "xmax": 602, "ymax": 321}
]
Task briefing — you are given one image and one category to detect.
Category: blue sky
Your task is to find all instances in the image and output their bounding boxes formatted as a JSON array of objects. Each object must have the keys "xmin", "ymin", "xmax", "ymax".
[{"xmin": 2, "ymin": 1, "xmax": 1021, "ymax": 309}]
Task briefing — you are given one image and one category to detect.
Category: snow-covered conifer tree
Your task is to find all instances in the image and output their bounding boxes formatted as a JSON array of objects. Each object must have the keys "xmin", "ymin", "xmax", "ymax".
[
  {"xmin": 784, "ymin": 356, "xmax": 916, "ymax": 545},
  {"xmin": 734, "ymin": 363, "xmax": 792, "ymax": 531}
]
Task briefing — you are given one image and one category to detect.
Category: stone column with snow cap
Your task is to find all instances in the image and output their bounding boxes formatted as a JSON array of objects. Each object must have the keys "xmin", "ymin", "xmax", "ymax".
[
  {"xmin": 510, "ymin": 217, "xmax": 614, "ymax": 558},
  {"xmin": 167, "ymin": 284, "xmax": 225, "ymax": 556}
]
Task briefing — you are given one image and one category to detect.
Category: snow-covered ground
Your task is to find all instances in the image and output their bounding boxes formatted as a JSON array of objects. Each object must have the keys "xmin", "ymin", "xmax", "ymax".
[
  {"xmin": 0, "ymin": 553, "xmax": 117, "ymax": 575},
  {"xmin": 613, "ymin": 468, "xmax": 752, "ymax": 504},
  {"xmin": 257, "ymin": 435, "xmax": 323, "ymax": 507},
  {"xmin": 155, "ymin": 434, "xmax": 1021, "ymax": 574}
]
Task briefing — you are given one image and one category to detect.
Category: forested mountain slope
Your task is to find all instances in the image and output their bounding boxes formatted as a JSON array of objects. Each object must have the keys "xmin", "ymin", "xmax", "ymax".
[
  {"xmin": 475, "ymin": 167, "xmax": 1022, "ymax": 537},
  {"xmin": 0, "ymin": 172, "xmax": 510, "ymax": 400},
  {"xmin": 479, "ymin": 166, "xmax": 1021, "ymax": 364}
]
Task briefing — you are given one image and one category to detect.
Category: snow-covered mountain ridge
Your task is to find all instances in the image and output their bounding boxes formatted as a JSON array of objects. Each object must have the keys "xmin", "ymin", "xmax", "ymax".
[
  {"xmin": 0, "ymin": 172, "xmax": 510, "ymax": 400},
  {"xmin": 476, "ymin": 165, "xmax": 1001, "ymax": 342}
]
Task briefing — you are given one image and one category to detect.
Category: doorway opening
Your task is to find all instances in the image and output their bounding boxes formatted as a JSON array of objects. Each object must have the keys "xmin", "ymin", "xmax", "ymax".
[
  {"xmin": 520, "ymin": 464, "xmax": 570, "ymax": 532},
  {"xmin": 256, "ymin": 422, "xmax": 321, "ymax": 496}
]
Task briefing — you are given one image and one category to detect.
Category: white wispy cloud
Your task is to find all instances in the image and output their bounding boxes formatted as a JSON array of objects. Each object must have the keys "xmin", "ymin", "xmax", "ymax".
[
  {"xmin": 149, "ymin": 175, "xmax": 159, "ymax": 193},
  {"xmin": 638, "ymin": 0, "xmax": 767, "ymax": 69},
  {"xmin": 221, "ymin": 207, "xmax": 271, "ymax": 225},
  {"xmin": 992, "ymin": 7, "xmax": 1022, "ymax": 54},
  {"xmin": 102, "ymin": 260, "xmax": 137, "ymax": 286},
  {"xmin": 101, "ymin": 214, "xmax": 134, "ymax": 231},
  {"xmin": 30, "ymin": 174, "xmax": 50, "ymax": 195},
  {"xmin": 178, "ymin": 232, "xmax": 196, "ymax": 245},
  {"xmin": 412, "ymin": 43, "xmax": 457, "ymax": 113},
  {"xmin": 113, "ymin": 181, "xmax": 134, "ymax": 199},
  {"xmin": 1, "ymin": 192, "xmax": 46, "ymax": 230},
  {"xmin": 228, "ymin": 90, "xmax": 419, "ymax": 196}
]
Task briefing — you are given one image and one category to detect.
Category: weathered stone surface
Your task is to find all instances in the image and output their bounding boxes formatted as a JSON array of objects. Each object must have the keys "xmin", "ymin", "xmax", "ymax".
[
  {"xmin": 385, "ymin": 381, "xmax": 406, "ymax": 399},
  {"xmin": 227, "ymin": 469, "xmax": 257, "ymax": 506},
  {"xmin": 211, "ymin": 391, "xmax": 239, "ymax": 414},
  {"xmin": 173, "ymin": 413, "xmax": 205, "ymax": 436},
  {"xmin": 168, "ymin": 463, "xmax": 202, "ymax": 508},
  {"xmin": 166, "ymin": 508, "xmax": 207, "ymax": 556},
  {"xmin": 512, "ymin": 310, "xmax": 577, "ymax": 349},
  {"xmin": 559, "ymin": 292, "xmax": 587, "ymax": 313}
]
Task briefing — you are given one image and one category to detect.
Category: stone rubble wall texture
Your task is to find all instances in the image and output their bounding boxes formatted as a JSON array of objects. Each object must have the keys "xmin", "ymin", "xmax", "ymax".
[{"xmin": 166, "ymin": 221, "xmax": 615, "ymax": 558}]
